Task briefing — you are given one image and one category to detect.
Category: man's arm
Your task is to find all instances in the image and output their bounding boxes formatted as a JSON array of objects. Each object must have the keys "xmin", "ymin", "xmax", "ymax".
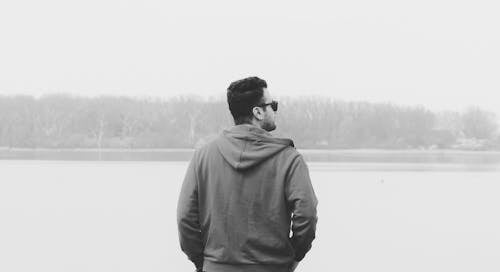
[
  {"xmin": 177, "ymin": 154, "xmax": 204, "ymax": 271},
  {"xmin": 285, "ymin": 154, "xmax": 318, "ymax": 263}
]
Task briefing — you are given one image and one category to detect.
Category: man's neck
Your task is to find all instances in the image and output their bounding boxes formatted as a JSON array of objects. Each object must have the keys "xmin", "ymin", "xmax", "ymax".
[{"xmin": 235, "ymin": 121, "xmax": 263, "ymax": 130}]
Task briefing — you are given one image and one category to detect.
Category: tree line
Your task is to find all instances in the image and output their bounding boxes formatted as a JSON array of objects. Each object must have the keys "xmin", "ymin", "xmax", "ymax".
[{"xmin": 0, "ymin": 94, "xmax": 498, "ymax": 150}]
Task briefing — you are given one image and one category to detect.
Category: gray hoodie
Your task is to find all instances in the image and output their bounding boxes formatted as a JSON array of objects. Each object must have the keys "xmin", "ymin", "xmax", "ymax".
[{"xmin": 177, "ymin": 124, "xmax": 318, "ymax": 272}]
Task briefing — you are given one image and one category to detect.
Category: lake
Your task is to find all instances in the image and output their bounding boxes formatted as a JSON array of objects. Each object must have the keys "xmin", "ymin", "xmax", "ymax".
[{"xmin": 1, "ymin": 160, "xmax": 499, "ymax": 272}]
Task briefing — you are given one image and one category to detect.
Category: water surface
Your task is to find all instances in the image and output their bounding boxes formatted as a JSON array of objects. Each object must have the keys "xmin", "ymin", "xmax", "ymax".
[{"xmin": 1, "ymin": 161, "xmax": 499, "ymax": 272}]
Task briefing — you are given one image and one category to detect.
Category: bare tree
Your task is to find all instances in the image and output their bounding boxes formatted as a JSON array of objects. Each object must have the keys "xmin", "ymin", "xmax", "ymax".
[{"xmin": 462, "ymin": 107, "xmax": 498, "ymax": 140}]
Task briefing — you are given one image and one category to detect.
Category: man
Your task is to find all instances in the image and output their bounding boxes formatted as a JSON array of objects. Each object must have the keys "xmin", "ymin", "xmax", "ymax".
[{"xmin": 177, "ymin": 77, "xmax": 318, "ymax": 272}]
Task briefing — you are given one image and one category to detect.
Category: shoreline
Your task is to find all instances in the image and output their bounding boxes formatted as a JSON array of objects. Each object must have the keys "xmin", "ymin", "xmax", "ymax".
[
  {"xmin": 1, "ymin": 148, "xmax": 500, "ymax": 164},
  {"xmin": 1, "ymin": 147, "xmax": 499, "ymax": 153}
]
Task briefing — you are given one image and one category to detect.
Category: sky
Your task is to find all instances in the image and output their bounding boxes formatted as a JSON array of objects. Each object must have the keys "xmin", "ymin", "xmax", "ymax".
[{"xmin": 0, "ymin": 0, "xmax": 499, "ymax": 115}]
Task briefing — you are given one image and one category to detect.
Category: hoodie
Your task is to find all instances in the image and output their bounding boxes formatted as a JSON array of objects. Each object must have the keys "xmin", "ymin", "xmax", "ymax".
[{"xmin": 177, "ymin": 124, "xmax": 318, "ymax": 272}]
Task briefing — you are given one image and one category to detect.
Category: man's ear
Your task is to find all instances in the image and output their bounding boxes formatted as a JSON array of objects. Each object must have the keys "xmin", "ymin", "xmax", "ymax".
[{"xmin": 252, "ymin": 107, "xmax": 264, "ymax": 121}]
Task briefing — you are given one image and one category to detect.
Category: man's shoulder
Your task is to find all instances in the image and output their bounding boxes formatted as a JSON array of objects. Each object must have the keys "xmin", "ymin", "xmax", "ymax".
[
  {"xmin": 193, "ymin": 134, "xmax": 223, "ymax": 157},
  {"xmin": 280, "ymin": 144, "xmax": 300, "ymax": 156},
  {"xmin": 274, "ymin": 144, "xmax": 304, "ymax": 166},
  {"xmin": 194, "ymin": 133, "xmax": 221, "ymax": 150}
]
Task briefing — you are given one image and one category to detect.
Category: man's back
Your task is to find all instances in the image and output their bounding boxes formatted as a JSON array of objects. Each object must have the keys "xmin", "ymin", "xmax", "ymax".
[{"xmin": 177, "ymin": 124, "xmax": 318, "ymax": 272}]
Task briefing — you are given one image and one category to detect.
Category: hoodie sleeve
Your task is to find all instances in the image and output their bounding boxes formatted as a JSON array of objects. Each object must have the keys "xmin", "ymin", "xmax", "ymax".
[
  {"xmin": 285, "ymin": 154, "xmax": 318, "ymax": 262},
  {"xmin": 177, "ymin": 153, "xmax": 204, "ymax": 270}
]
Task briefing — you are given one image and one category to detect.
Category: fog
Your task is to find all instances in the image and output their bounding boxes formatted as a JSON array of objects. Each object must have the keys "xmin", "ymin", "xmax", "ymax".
[
  {"xmin": 1, "ymin": 2, "xmax": 500, "ymax": 271},
  {"xmin": 1, "ymin": 0, "xmax": 499, "ymax": 116}
]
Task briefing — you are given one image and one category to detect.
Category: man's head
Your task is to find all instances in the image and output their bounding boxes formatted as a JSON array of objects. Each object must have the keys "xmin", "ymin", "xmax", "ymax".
[{"xmin": 227, "ymin": 76, "xmax": 277, "ymax": 131}]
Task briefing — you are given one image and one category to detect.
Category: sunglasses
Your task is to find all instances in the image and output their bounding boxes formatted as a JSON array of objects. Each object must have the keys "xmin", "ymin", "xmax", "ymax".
[{"xmin": 256, "ymin": 100, "xmax": 278, "ymax": 112}]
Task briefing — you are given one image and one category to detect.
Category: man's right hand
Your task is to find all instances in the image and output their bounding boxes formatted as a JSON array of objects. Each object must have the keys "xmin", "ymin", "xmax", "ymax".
[{"xmin": 290, "ymin": 261, "xmax": 299, "ymax": 272}]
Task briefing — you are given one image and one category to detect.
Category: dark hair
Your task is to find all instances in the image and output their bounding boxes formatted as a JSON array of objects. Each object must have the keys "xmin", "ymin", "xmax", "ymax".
[{"xmin": 226, "ymin": 76, "xmax": 267, "ymax": 124}]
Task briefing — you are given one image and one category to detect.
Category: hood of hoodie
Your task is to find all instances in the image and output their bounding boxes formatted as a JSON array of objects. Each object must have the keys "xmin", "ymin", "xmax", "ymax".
[{"xmin": 215, "ymin": 124, "xmax": 295, "ymax": 171}]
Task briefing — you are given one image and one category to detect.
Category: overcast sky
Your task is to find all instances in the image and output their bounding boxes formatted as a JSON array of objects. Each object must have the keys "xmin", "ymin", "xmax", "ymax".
[{"xmin": 0, "ymin": 0, "xmax": 499, "ymax": 115}]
